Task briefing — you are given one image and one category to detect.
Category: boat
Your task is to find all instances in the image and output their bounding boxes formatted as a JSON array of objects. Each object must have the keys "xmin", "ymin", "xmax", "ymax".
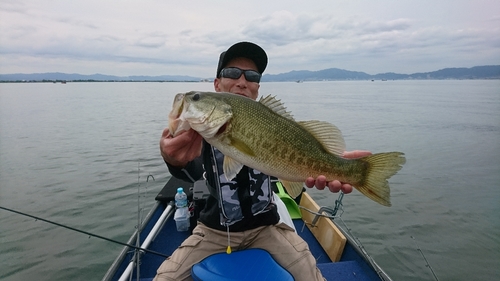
[{"xmin": 102, "ymin": 176, "xmax": 393, "ymax": 281}]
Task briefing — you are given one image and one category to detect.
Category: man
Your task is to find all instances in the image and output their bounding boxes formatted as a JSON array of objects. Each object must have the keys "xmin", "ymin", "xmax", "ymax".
[{"xmin": 156, "ymin": 41, "xmax": 371, "ymax": 281}]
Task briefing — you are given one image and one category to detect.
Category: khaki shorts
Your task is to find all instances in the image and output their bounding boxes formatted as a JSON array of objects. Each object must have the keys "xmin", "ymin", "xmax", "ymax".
[{"xmin": 154, "ymin": 222, "xmax": 324, "ymax": 281}]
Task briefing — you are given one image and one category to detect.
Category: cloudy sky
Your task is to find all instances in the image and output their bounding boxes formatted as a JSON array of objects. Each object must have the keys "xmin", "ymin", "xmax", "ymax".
[{"xmin": 1, "ymin": 0, "xmax": 499, "ymax": 77}]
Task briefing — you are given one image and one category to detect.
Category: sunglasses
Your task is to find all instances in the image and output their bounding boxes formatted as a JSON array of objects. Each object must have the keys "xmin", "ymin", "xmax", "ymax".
[{"xmin": 219, "ymin": 67, "xmax": 262, "ymax": 83}]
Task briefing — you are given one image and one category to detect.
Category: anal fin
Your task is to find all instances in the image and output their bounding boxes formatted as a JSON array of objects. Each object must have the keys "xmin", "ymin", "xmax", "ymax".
[{"xmin": 279, "ymin": 180, "xmax": 304, "ymax": 198}]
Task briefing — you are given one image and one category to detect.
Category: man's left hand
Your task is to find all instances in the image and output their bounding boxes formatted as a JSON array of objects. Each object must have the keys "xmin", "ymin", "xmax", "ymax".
[{"xmin": 304, "ymin": 150, "xmax": 372, "ymax": 194}]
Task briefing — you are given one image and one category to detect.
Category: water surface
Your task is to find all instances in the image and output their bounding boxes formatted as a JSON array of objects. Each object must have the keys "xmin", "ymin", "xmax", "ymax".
[{"xmin": 1, "ymin": 80, "xmax": 499, "ymax": 280}]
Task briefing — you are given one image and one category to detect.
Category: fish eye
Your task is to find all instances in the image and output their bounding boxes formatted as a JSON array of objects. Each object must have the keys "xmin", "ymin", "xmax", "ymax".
[{"xmin": 193, "ymin": 93, "xmax": 200, "ymax": 101}]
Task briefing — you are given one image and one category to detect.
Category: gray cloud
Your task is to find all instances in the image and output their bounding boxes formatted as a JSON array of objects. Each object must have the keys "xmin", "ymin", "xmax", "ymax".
[{"xmin": 0, "ymin": 1, "xmax": 499, "ymax": 76}]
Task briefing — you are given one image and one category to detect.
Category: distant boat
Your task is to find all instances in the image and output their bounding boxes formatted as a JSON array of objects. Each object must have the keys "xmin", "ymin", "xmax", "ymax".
[{"xmin": 61, "ymin": 81, "xmax": 66, "ymax": 84}]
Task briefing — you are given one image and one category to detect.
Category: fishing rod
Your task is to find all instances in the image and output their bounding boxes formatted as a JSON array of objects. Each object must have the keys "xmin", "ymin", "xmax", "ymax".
[
  {"xmin": 411, "ymin": 236, "xmax": 440, "ymax": 281},
  {"xmin": 0, "ymin": 205, "xmax": 169, "ymax": 259}
]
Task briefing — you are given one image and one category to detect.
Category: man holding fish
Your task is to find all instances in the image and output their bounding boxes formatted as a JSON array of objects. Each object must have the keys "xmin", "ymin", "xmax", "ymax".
[{"xmin": 155, "ymin": 42, "xmax": 398, "ymax": 281}]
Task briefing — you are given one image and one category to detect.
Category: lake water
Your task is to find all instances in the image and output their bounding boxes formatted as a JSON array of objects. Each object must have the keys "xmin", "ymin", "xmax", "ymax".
[{"xmin": 0, "ymin": 80, "xmax": 499, "ymax": 280}]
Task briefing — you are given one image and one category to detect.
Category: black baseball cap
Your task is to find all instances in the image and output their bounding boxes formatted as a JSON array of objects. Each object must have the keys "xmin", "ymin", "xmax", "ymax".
[{"xmin": 216, "ymin": 42, "xmax": 268, "ymax": 78}]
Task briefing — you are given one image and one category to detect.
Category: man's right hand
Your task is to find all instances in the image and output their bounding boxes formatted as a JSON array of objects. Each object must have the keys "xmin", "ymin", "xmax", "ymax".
[{"xmin": 160, "ymin": 128, "xmax": 203, "ymax": 167}]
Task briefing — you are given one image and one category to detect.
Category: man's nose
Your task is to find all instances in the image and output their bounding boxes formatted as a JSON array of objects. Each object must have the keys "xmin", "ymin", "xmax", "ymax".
[{"xmin": 235, "ymin": 74, "xmax": 247, "ymax": 87}]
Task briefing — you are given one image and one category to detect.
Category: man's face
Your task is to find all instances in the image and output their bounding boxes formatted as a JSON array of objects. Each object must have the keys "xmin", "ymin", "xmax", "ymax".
[{"xmin": 214, "ymin": 57, "xmax": 260, "ymax": 100}]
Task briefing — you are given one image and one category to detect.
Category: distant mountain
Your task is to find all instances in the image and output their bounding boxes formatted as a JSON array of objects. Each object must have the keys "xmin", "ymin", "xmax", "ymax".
[
  {"xmin": 1, "ymin": 65, "xmax": 498, "ymax": 82},
  {"xmin": 0, "ymin": 72, "xmax": 201, "ymax": 82},
  {"xmin": 262, "ymin": 65, "xmax": 500, "ymax": 81},
  {"xmin": 262, "ymin": 68, "xmax": 371, "ymax": 81},
  {"xmin": 403, "ymin": 65, "xmax": 500, "ymax": 80}
]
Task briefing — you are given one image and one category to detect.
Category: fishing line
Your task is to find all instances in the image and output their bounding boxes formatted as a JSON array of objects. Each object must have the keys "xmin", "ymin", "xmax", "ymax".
[
  {"xmin": 411, "ymin": 236, "xmax": 440, "ymax": 281},
  {"xmin": 0, "ymin": 205, "xmax": 169, "ymax": 258}
]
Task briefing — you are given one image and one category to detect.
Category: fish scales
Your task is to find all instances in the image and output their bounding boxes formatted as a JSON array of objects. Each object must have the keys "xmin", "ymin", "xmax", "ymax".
[{"xmin": 221, "ymin": 94, "xmax": 348, "ymax": 180}]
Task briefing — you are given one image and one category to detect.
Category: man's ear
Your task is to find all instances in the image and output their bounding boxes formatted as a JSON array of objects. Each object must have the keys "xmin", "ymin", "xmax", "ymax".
[{"xmin": 214, "ymin": 78, "xmax": 221, "ymax": 91}]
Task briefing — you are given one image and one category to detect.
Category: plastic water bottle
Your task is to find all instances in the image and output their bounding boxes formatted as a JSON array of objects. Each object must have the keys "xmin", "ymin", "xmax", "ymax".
[{"xmin": 174, "ymin": 187, "xmax": 190, "ymax": 231}]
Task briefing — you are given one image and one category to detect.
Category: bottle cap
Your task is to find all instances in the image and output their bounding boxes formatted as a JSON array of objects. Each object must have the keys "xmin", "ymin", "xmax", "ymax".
[{"xmin": 177, "ymin": 187, "xmax": 183, "ymax": 194}]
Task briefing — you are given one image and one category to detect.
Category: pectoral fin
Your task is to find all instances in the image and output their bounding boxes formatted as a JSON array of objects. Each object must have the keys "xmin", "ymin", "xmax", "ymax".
[
  {"xmin": 223, "ymin": 156, "xmax": 244, "ymax": 181},
  {"xmin": 279, "ymin": 179, "xmax": 304, "ymax": 199},
  {"xmin": 229, "ymin": 136, "xmax": 255, "ymax": 156},
  {"xmin": 222, "ymin": 137, "xmax": 254, "ymax": 181}
]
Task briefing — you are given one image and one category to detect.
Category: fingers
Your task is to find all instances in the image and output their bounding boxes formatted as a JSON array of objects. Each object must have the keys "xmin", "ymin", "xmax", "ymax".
[
  {"xmin": 339, "ymin": 183, "xmax": 353, "ymax": 194},
  {"xmin": 305, "ymin": 176, "xmax": 353, "ymax": 194},
  {"xmin": 327, "ymin": 180, "xmax": 342, "ymax": 193},
  {"xmin": 305, "ymin": 177, "xmax": 315, "ymax": 188},
  {"xmin": 305, "ymin": 175, "xmax": 326, "ymax": 190},
  {"xmin": 342, "ymin": 150, "xmax": 372, "ymax": 159},
  {"xmin": 325, "ymin": 180, "xmax": 353, "ymax": 194},
  {"xmin": 160, "ymin": 128, "xmax": 203, "ymax": 167},
  {"xmin": 161, "ymin": 127, "xmax": 171, "ymax": 138},
  {"xmin": 304, "ymin": 149, "xmax": 369, "ymax": 193}
]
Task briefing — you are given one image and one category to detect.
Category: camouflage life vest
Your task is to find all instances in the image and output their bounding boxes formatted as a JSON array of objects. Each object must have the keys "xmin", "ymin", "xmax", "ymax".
[{"xmin": 208, "ymin": 146, "xmax": 274, "ymax": 226}]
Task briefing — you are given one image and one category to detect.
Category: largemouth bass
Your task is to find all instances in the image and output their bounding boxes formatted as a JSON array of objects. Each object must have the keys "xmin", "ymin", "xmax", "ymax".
[{"xmin": 168, "ymin": 91, "xmax": 406, "ymax": 206}]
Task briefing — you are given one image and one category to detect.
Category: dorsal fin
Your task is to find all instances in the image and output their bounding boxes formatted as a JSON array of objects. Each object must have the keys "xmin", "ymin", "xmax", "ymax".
[
  {"xmin": 259, "ymin": 95, "xmax": 294, "ymax": 121},
  {"xmin": 297, "ymin": 120, "xmax": 346, "ymax": 155}
]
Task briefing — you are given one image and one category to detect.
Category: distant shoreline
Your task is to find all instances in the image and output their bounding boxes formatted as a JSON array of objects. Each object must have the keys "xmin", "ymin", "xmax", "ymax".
[
  {"xmin": 1, "ymin": 65, "xmax": 499, "ymax": 82},
  {"xmin": 1, "ymin": 78, "xmax": 499, "ymax": 83},
  {"xmin": 0, "ymin": 80, "xmax": 206, "ymax": 83}
]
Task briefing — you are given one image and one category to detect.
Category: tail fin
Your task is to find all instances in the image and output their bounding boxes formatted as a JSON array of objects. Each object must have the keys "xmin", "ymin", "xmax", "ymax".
[{"xmin": 356, "ymin": 152, "xmax": 406, "ymax": 206}]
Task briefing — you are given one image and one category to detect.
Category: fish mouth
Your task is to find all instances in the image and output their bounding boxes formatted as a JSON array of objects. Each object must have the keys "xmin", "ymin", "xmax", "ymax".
[
  {"xmin": 215, "ymin": 122, "xmax": 228, "ymax": 136},
  {"xmin": 168, "ymin": 93, "xmax": 221, "ymax": 138},
  {"xmin": 168, "ymin": 93, "xmax": 187, "ymax": 136}
]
